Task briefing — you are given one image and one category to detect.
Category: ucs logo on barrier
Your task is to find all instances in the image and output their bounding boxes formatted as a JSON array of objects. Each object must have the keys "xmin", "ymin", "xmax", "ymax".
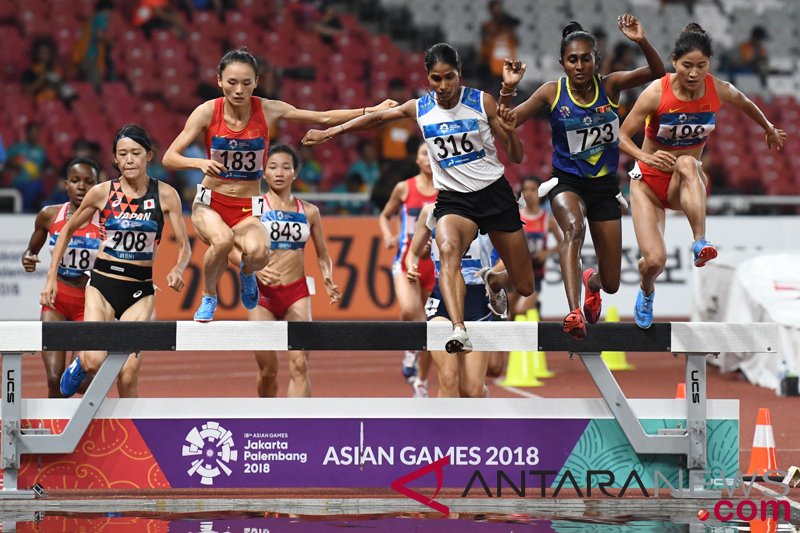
[{"xmin": 182, "ymin": 421, "xmax": 238, "ymax": 485}]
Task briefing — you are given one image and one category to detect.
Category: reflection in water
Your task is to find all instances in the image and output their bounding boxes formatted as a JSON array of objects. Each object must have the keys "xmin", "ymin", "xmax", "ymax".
[{"xmin": 4, "ymin": 511, "xmax": 747, "ymax": 532}]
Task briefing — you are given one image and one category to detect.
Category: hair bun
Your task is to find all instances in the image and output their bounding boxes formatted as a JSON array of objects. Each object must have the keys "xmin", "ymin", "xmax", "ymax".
[
  {"xmin": 682, "ymin": 22, "xmax": 705, "ymax": 34},
  {"xmin": 562, "ymin": 21, "xmax": 584, "ymax": 39}
]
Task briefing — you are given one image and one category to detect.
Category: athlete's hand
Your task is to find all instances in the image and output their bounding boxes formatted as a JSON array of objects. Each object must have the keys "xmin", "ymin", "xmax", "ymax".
[
  {"xmin": 502, "ymin": 59, "xmax": 526, "ymax": 89},
  {"xmin": 643, "ymin": 150, "xmax": 676, "ymax": 172},
  {"xmin": 255, "ymin": 266, "xmax": 281, "ymax": 286},
  {"xmin": 324, "ymin": 277, "xmax": 341, "ymax": 304},
  {"xmin": 383, "ymin": 234, "xmax": 399, "ymax": 249},
  {"xmin": 301, "ymin": 129, "xmax": 331, "ymax": 146},
  {"xmin": 496, "ymin": 104, "xmax": 518, "ymax": 132},
  {"xmin": 22, "ymin": 252, "xmax": 40, "ymax": 272},
  {"xmin": 166, "ymin": 267, "xmax": 185, "ymax": 292},
  {"xmin": 618, "ymin": 14, "xmax": 645, "ymax": 43},
  {"xmin": 197, "ymin": 159, "xmax": 225, "ymax": 178},
  {"xmin": 766, "ymin": 127, "xmax": 787, "ymax": 150},
  {"xmin": 368, "ymin": 99, "xmax": 398, "ymax": 113},
  {"xmin": 40, "ymin": 275, "xmax": 57, "ymax": 308}
]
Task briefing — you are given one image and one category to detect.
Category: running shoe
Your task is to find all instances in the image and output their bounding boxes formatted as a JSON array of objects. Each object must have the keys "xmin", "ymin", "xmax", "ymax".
[
  {"xmin": 692, "ymin": 238, "xmax": 718, "ymax": 267},
  {"xmin": 582, "ymin": 267, "xmax": 602, "ymax": 324},
  {"xmin": 60, "ymin": 356, "xmax": 86, "ymax": 398},
  {"xmin": 412, "ymin": 379, "xmax": 429, "ymax": 398},
  {"xmin": 240, "ymin": 261, "xmax": 259, "ymax": 310},
  {"xmin": 563, "ymin": 308, "xmax": 587, "ymax": 340},
  {"xmin": 193, "ymin": 294, "xmax": 218, "ymax": 322},
  {"xmin": 445, "ymin": 326, "xmax": 473, "ymax": 354},
  {"xmin": 478, "ymin": 267, "xmax": 508, "ymax": 317},
  {"xmin": 634, "ymin": 288, "xmax": 655, "ymax": 329},
  {"xmin": 402, "ymin": 350, "xmax": 418, "ymax": 381}
]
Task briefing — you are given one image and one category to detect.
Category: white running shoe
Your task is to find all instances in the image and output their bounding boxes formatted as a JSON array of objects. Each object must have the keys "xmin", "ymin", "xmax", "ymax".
[
  {"xmin": 401, "ymin": 350, "xmax": 418, "ymax": 382},
  {"xmin": 478, "ymin": 267, "xmax": 508, "ymax": 317},
  {"xmin": 413, "ymin": 379, "xmax": 429, "ymax": 398},
  {"xmin": 445, "ymin": 326, "xmax": 473, "ymax": 354}
]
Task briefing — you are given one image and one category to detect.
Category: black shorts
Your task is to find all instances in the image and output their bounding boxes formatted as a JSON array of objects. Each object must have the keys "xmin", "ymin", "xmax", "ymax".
[
  {"xmin": 89, "ymin": 271, "xmax": 155, "ymax": 319},
  {"xmin": 548, "ymin": 168, "xmax": 622, "ymax": 221},
  {"xmin": 425, "ymin": 283, "xmax": 493, "ymax": 322},
  {"xmin": 433, "ymin": 176, "xmax": 523, "ymax": 234}
]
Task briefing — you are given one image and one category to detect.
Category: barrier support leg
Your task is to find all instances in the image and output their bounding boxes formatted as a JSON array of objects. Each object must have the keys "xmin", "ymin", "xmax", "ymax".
[
  {"xmin": 671, "ymin": 352, "xmax": 719, "ymax": 499},
  {"xmin": 0, "ymin": 352, "xmax": 129, "ymax": 499}
]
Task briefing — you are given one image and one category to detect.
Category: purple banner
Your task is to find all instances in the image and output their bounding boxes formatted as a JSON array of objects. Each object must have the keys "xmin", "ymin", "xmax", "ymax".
[{"xmin": 134, "ymin": 418, "xmax": 589, "ymax": 489}]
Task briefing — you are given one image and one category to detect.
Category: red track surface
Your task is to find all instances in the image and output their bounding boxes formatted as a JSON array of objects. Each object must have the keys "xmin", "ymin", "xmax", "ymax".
[{"xmin": 18, "ymin": 340, "xmax": 800, "ymax": 472}]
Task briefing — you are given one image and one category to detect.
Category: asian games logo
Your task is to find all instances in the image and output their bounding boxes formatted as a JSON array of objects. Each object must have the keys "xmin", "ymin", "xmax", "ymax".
[
  {"xmin": 182, "ymin": 421, "xmax": 238, "ymax": 486},
  {"xmin": 228, "ymin": 139, "xmax": 240, "ymax": 149}
]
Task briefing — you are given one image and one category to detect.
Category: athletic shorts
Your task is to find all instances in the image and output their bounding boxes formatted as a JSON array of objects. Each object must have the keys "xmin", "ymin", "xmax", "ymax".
[
  {"xmin": 392, "ymin": 250, "xmax": 436, "ymax": 294},
  {"xmin": 89, "ymin": 271, "xmax": 155, "ymax": 320},
  {"xmin": 257, "ymin": 276, "xmax": 310, "ymax": 319},
  {"xmin": 42, "ymin": 280, "xmax": 86, "ymax": 321},
  {"xmin": 425, "ymin": 283, "xmax": 493, "ymax": 323},
  {"xmin": 433, "ymin": 176, "xmax": 523, "ymax": 234},
  {"xmin": 194, "ymin": 184, "xmax": 258, "ymax": 228},
  {"xmin": 630, "ymin": 161, "xmax": 672, "ymax": 209},
  {"xmin": 547, "ymin": 168, "xmax": 622, "ymax": 221}
]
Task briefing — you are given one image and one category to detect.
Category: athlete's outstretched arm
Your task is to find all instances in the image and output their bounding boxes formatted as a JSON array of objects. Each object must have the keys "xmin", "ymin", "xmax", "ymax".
[
  {"xmin": 162, "ymin": 102, "xmax": 224, "ymax": 176},
  {"xmin": 603, "ymin": 14, "xmax": 666, "ymax": 95},
  {"xmin": 159, "ymin": 182, "xmax": 190, "ymax": 292},
  {"xmin": 715, "ymin": 77, "xmax": 787, "ymax": 150},
  {"xmin": 40, "ymin": 184, "xmax": 107, "ymax": 307},
  {"xmin": 22, "ymin": 205, "xmax": 58, "ymax": 272},
  {"xmin": 307, "ymin": 203, "xmax": 340, "ymax": 304},
  {"xmin": 498, "ymin": 63, "xmax": 557, "ymax": 127},
  {"xmin": 265, "ymin": 98, "xmax": 397, "ymax": 128},
  {"xmin": 301, "ymin": 99, "xmax": 416, "ymax": 146}
]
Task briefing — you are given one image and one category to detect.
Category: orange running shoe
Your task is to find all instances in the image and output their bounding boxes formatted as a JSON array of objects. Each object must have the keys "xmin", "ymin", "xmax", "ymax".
[
  {"xmin": 582, "ymin": 267, "xmax": 602, "ymax": 324},
  {"xmin": 563, "ymin": 308, "xmax": 587, "ymax": 340}
]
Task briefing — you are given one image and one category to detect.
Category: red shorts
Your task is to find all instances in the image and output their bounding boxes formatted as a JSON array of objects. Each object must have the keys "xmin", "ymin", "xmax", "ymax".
[
  {"xmin": 257, "ymin": 277, "xmax": 310, "ymax": 319},
  {"xmin": 637, "ymin": 161, "xmax": 673, "ymax": 209},
  {"xmin": 42, "ymin": 280, "xmax": 86, "ymax": 321},
  {"xmin": 196, "ymin": 186, "xmax": 255, "ymax": 228},
  {"xmin": 393, "ymin": 250, "xmax": 436, "ymax": 294}
]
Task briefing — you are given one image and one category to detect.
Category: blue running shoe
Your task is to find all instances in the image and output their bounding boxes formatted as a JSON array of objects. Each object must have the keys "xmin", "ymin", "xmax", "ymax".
[
  {"xmin": 194, "ymin": 294, "xmax": 218, "ymax": 322},
  {"xmin": 634, "ymin": 288, "xmax": 655, "ymax": 329},
  {"xmin": 240, "ymin": 261, "xmax": 259, "ymax": 310},
  {"xmin": 692, "ymin": 238, "xmax": 718, "ymax": 267},
  {"xmin": 60, "ymin": 356, "xmax": 86, "ymax": 398}
]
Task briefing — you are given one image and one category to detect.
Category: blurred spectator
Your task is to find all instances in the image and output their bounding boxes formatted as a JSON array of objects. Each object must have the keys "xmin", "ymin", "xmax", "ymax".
[
  {"xmin": 71, "ymin": 0, "xmax": 114, "ymax": 90},
  {"xmin": 370, "ymin": 135, "xmax": 421, "ymax": 211},
  {"xmin": 606, "ymin": 42, "xmax": 638, "ymax": 117},
  {"xmin": 6, "ymin": 123, "xmax": 48, "ymax": 212},
  {"xmin": 253, "ymin": 58, "xmax": 281, "ymax": 100},
  {"xmin": 181, "ymin": 0, "xmax": 234, "ymax": 22},
  {"xmin": 737, "ymin": 26, "xmax": 770, "ymax": 87},
  {"xmin": 314, "ymin": 2, "xmax": 343, "ymax": 46},
  {"xmin": 0, "ymin": 135, "xmax": 6, "ymax": 173},
  {"xmin": 478, "ymin": 0, "xmax": 520, "ymax": 84},
  {"xmin": 296, "ymin": 144, "xmax": 322, "ymax": 192},
  {"xmin": 593, "ymin": 26, "xmax": 610, "ymax": 75},
  {"xmin": 347, "ymin": 139, "xmax": 380, "ymax": 190},
  {"xmin": 147, "ymin": 142, "xmax": 170, "ymax": 182},
  {"xmin": 22, "ymin": 37, "xmax": 76, "ymax": 108},
  {"xmin": 133, "ymin": 0, "xmax": 188, "ymax": 39},
  {"xmin": 330, "ymin": 172, "xmax": 370, "ymax": 214},
  {"xmin": 377, "ymin": 78, "xmax": 417, "ymax": 174}
]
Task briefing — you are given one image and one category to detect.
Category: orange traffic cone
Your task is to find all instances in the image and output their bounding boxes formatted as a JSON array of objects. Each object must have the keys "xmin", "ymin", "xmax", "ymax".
[
  {"xmin": 675, "ymin": 383, "xmax": 686, "ymax": 399},
  {"xmin": 748, "ymin": 518, "xmax": 777, "ymax": 533},
  {"xmin": 747, "ymin": 408, "xmax": 778, "ymax": 477}
]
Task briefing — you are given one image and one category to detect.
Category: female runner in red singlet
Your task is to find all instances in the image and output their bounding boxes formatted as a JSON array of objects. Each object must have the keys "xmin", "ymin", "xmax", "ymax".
[
  {"xmin": 22, "ymin": 158, "xmax": 101, "ymax": 397},
  {"xmin": 163, "ymin": 48, "xmax": 394, "ymax": 322},
  {"xmin": 618, "ymin": 23, "xmax": 787, "ymax": 328}
]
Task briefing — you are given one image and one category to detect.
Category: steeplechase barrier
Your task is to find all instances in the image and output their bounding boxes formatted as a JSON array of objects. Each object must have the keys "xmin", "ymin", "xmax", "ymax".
[{"xmin": 0, "ymin": 321, "xmax": 777, "ymax": 504}]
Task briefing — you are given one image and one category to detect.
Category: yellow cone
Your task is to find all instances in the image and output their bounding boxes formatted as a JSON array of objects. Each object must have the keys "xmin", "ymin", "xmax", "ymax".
[
  {"xmin": 601, "ymin": 305, "xmax": 635, "ymax": 371},
  {"xmin": 525, "ymin": 308, "xmax": 555, "ymax": 378},
  {"xmin": 500, "ymin": 314, "xmax": 544, "ymax": 387}
]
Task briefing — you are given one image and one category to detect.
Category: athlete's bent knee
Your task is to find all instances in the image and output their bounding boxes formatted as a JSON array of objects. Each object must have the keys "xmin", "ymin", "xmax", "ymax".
[{"xmin": 675, "ymin": 155, "xmax": 699, "ymax": 179}]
